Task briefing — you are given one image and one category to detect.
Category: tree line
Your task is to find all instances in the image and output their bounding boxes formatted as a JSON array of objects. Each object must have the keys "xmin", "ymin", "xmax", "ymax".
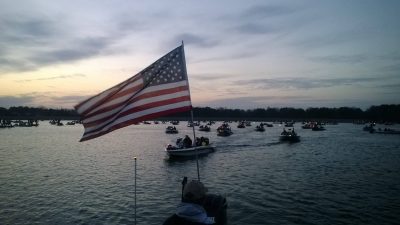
[{"xmin": 0, "ymin": 104, "xmax": 399, "ymax": 122}]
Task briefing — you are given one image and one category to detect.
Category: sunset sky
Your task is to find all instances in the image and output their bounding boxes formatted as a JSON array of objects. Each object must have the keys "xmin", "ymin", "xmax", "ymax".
[{"xmin": 1, "ymin": 0, "xmax": 399, "ymax": 109}]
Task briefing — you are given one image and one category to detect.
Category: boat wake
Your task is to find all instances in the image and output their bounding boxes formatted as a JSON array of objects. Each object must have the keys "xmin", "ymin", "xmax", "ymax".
[{"xmin": 215, "ymin": 141, "xmax": 283, "ymax": 150}]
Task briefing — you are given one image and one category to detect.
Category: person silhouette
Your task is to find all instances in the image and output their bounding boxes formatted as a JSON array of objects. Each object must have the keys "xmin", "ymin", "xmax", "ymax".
[{"xmin": 163, "ymin": 180, "xmax": 215, "ymax": 224}]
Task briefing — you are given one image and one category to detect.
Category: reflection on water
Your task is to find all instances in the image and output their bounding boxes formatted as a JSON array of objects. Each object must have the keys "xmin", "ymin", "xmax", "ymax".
[{"xmin": 1, "ymin": 122, "xmax": 400, "ymax": 225}]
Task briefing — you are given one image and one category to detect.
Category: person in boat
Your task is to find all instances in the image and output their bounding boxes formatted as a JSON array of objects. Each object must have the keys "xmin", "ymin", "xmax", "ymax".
[
  {"xmin": 195, "ymin": 137, "xmax": 210, "ymax": 146},
  {"xmin": 183, "ymin": 135, "xmax": 193, "ymax": 148},
  {"xmin": 195, "ymin": 137, "xmax": 201, "ymax": 146},
  {"xmin": 163, "ymin": 180, "xmax": 215, "ymax": 225},
  {"xmin": 166, "ymin": 144, "xmax": 176, "ymax": 150},
  {"xmin": 176, "ymin": 138, "xmax": 184, "ymax": 148},
  {"xmin": 201, "ymin": 137, "xmax": 209, "ymax": 146},
  {"xmin": 281, "ymin": 128, "xmax": 288, "ymax": 135}
]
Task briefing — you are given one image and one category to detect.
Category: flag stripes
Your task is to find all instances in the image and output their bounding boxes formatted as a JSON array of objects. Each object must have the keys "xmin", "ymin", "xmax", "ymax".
[
  {"xmin": 75, "ymin": 76, "xmax": 141, "ymax": 116},
  {"xmin": 83, "ymin": 88, "xmax": 190, "ymax": 130},
  {"xmin": 80, "ymin": 102, "xmax": 191, "ymax": 141},
  {"xmin": 75, "ymin": 45, "xmax": 192, "ymax": 141},
  {"xmin": 79, "ymin": 106, "xmax": 192, "ymax": 142}
]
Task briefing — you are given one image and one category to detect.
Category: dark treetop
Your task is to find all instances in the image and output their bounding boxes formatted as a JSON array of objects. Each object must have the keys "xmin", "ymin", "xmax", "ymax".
[{"xmin": 0, "ymin": 104, "xmax": 399, "ymax": 122}]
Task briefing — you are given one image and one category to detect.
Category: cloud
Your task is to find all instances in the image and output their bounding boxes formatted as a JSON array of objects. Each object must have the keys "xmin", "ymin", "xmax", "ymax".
[
  {"xmin": 215, "ymin": 88, "xmax": 249, "ymax": 97},
  {"xmin": 15, "ymin": 73, "xmax": 86, "ymax": 83},
  {"xmin": 309, "ymin": 52, "xmax": 400, "ymax": 64},
  {"xmin": 376, "ymin": 83, "xmax": 400, "ymax": 90},
  {"xmin": 190, "ymin": 73, "xmax": 233, "ymax": 81},
  {"xmin": 0, "ymin": 16, "xmax": 57, "ymax": 46},
  {"xmin": 234, "ymin": 23, "xmax": 276, "ymax": 35},
  {"xmin": 0, "ymin": 95, "xmax": 36, "ymax": 108},
  {"xmin": 169, "ymin": 33, "xmax": 219, "ymax": 48},
  {"xmin": 0, "ymin": 16, "xmax": 59, "ymax": 73},
  {"xmin": 197, "ymin": 95, "xmax": 310, "ymax": 109},
  {"xmin": 309, "ymin": 54, "xmax": 369, "ymax": 64},
  {"xmin": 191, "ymin": 50, "xmax": 263, "ymax": 63},
  {"xmin": 198, "ymin": 94, "xmax": 389, "ymax": 109},
  {"xmin": 0, "ymin": 92, "xmax": 92, "ymax": 108},
  {"xmin": 0, "ymin": 58, "xmax": 37, "ymax": 73},
  {"xmin": 241, "ymin": 5, "xmax": 295, "ymax": 19},
  {"xmin": 31, "ymin": 37, "xmax": 115, "ymax": 65},
  {"xmin": 379, "ymin": 63, "xmax": 400, "ymax": 73},
  {"xmin": 51, "ymin": 95, "xmax": 91, "ymax": 106},
  {"xmin": 378, "ymin": 52, "xmax": 400, "ymax": 61},
  {"xmin": 232, "ymin": 76, "xmax": 385, "ymax": 90},
  {"xmin": 0, "ymin": 13, "xmax": 129, "ymax": 74},
  {"xmin": 291, "ymin": 26, "xmax": 370, "ymax": 50},
  {"xmin": 294, "ymin": 35, "xmax": 352, "ymax": 49},
  {"xmin": 223, "ymin": 3, "xmax": 305, "ymax": 37}
]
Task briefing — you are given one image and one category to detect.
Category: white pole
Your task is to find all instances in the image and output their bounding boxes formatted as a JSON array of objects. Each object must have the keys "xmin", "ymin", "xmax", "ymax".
[
  {"xmin": 180, "ymin": 41, "xmax": 200, "ymax": 182},
  {"xmin": 134, "ymin": 157, "xmax": 137, "ymax": 225}
]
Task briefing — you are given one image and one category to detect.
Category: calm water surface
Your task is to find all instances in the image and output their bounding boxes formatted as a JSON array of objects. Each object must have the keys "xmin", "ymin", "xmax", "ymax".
[{"xmin": 1, "ymin": 122, "xmax": 400, "ymax": 225}]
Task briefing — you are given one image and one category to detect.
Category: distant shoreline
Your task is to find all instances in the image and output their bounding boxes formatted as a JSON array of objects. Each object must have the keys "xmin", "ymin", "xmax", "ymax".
[{"xmin": 1, "ymin": 104, "xmax": 399, "ymax": 122}]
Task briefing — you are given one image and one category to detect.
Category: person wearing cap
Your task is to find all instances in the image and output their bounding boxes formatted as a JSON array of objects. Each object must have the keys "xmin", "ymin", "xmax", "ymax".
[
  {"xmin": 163, "ymin": 180, "xmax": 215, "ymax": 225},
  {"xmin": 183, "ymin": 135, "xmax": 192, "ymax": 148}
]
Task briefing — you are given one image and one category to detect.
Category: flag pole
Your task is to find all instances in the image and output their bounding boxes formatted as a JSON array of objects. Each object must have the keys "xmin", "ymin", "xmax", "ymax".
[{"xmin": 181, "ymin": 41, "xmax": 200, "ymax": 182}]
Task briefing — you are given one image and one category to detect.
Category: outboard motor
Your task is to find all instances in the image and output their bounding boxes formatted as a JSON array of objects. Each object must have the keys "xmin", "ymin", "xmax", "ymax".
[{"xmin": 203, "ymin": 193, "xmax": 228, "ymax": 225}]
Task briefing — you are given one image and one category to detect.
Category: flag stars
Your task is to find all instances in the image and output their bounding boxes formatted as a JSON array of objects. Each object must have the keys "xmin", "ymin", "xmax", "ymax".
[{"xmin": 143, "ymin": 47, "xmax": 186, "ymax": 86}]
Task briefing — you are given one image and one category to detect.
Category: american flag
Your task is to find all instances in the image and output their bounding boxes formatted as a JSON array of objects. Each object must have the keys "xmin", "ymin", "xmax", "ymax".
[{"xmin": 75, "ymin": 45, "xmax": 192, "ymax": 141}]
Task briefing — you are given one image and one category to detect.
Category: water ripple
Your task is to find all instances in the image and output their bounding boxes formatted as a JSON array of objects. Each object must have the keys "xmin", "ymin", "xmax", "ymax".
[{"xmin": 1, "ymin": 123, "xmax": 400, "ymax": 224}]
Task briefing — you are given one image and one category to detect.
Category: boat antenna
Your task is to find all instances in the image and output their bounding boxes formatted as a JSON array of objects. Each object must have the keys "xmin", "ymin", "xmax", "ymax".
[
  {"xmin": 181, "ymin": 40, "xmax": 201, "ymax": 181},
  {"xmin": 134, "ymin": 157, "xmax": 137, "ymax": 225}
]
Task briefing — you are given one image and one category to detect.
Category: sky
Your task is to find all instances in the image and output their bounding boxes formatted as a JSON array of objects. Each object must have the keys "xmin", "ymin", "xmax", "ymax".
[{"xmin": 0, "ymin": 0, "xmax": 399, "ymax": 110}]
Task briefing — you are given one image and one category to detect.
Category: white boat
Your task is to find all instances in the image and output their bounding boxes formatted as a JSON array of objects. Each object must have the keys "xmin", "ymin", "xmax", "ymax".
[{"xmin": 165, "ymin": 145, "xmax": 215, "ymax": 157}]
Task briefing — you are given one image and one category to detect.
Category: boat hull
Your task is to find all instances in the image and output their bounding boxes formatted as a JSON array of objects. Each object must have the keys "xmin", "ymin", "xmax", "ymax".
[
  {"xmin": 165, "ymin": 130, "xmax": 178, "ymax": 134},
  {"xmin": 217, "ymin": 131, "xmax": 232, "ymax": 136},
  {"xmin": 279, "ymin": 135, "xmax": 300, "ymax": 143},
  {"xmin": 165, "ymin": 145, "xmax": 215, "ymax": 157}
]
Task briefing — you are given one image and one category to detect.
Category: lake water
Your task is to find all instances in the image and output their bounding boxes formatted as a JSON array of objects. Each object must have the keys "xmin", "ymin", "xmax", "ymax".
[{"xmin": 1, "ymin": 122, "xmax": 400, "ymax": 225}]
